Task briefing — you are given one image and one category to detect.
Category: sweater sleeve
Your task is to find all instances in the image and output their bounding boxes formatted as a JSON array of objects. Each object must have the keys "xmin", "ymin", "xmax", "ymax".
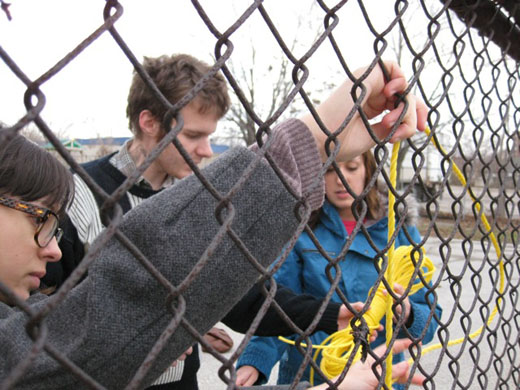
[
  {"xmin": 249, "ymin": 118, "xmax": 325, "ymax": 211},
  {"xmin": 222, "ymin": 281, "xmax": 341, "ymax": 336},
  {"xmin": 0, "ymin": 121, "xmax": 325, "ymax": 390},
  {"xmin": 223, "ymin": 119, "xmax": 338, "ymax": 335}
]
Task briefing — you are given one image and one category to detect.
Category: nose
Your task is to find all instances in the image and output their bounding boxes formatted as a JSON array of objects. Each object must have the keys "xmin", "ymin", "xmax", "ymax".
[
  {"xmin": 336, "ymin": 170, "xmax": 348, "ymax": 187},
  {"xmin": 40, "ymin": 236, "xmax": 62, "ymax": 263},
  {"xmin": 196, "ymin": 139, "xmax": 213, "ymax": 159}
]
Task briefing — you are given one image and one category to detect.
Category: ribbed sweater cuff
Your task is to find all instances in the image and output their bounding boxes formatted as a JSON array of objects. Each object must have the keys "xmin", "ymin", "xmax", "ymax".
[
  {"xmin": 250, "ymin": 118, "xmax": 325, "ymax": 211},
  {"xmin": 319, "ymin": 301, "xmax": 342, "ymax": 334}
]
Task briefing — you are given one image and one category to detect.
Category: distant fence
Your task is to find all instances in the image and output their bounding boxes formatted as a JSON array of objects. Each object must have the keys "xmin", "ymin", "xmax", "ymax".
[{"xmin": 1, "ymin": 1, "xmax": 519, "ymax": 389}]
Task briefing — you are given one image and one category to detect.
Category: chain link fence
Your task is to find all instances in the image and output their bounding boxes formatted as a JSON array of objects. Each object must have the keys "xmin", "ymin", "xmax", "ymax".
[{"xmin": 1, "ymin": 0, "xmax": 519, "ymax": 389}]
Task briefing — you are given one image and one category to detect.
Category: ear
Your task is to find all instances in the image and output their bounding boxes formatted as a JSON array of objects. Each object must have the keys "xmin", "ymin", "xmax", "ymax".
[{"xmin": 138, "ymin": 110, "xmax": 162, "ymax": 140}]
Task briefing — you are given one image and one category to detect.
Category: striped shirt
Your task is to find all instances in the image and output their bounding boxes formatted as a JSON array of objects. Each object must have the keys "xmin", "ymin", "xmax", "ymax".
[{"xmin": 69, "ymin": 140, "xmax": 175, "ymax": 245}]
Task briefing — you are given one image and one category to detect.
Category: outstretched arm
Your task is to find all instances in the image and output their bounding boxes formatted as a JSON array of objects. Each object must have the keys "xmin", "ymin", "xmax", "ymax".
[{"xmin": 2, "ymin": 144, "xmax": 317, "ymax": 389}]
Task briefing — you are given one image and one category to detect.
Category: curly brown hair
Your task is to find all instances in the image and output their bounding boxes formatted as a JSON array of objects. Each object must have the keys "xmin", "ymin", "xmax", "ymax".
[{"xmin": 126, "ymin": 54, "xmax": 230, "ymax": 137}]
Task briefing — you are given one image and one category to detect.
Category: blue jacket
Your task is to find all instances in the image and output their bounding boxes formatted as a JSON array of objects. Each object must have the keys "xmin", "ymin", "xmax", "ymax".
[{"xmin": 236, "ymin": 200, "xmax": 442, "ymax": 386}]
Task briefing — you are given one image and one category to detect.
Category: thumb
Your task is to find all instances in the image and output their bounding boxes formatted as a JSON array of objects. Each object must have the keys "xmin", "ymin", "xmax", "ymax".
[
  {"xmin": 393, "ymin": 283, "xmax": 405, "ymax": 296},
  {"xmin": 350, "ymin": 301, "xmax": 365, "ymax": 312}
]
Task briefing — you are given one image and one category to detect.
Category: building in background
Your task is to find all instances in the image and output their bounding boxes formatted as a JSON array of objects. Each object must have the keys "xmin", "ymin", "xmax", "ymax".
[{"xmin": 44, "ymin": 137, "xmax": 229, "ymax": 165}]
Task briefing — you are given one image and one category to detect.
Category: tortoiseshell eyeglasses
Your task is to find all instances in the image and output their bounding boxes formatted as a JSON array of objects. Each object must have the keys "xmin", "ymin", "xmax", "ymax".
[{"xmin": 0, "ymin": 196, "xmax": 63, "ymax": 248}]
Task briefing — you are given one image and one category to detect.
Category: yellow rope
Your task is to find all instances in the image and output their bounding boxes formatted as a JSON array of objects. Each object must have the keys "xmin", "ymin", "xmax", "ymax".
[
  {"xmin": 278, "ymin": 126, "xmax": 505, "ymax": 386},
  {"xmin": 279, "ymin": 246, "xmax": 435, "ymax": 384},
  {"xmin": 384, "ymin": 142, "xmax": 400, "ymax": 387}
]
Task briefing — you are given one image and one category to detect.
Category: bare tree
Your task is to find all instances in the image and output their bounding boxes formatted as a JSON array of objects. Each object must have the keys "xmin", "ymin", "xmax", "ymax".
[
  {"xmin": 215, "ymin": 2, "xmax": 326, "ymax": 146},
  {"xmin": 94, "ymin": 136, "xmax": 117, "ymax": 159},
  {"xmin": 22, "ymin": 123, "xmax": 71, "ymax": 146},
  {"xmin": 223, "ymin": 46, "xmax": 296, "ymax": 146},
  {"xmin": 20, "ymin": 124, "xmax": 47, "ymax": 145}
]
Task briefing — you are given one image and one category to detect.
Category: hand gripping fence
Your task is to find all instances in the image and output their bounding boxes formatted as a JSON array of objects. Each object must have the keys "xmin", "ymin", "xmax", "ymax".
[{"xmin": 1, "ymin": 1, "xmax": 520, "ymax": 390}]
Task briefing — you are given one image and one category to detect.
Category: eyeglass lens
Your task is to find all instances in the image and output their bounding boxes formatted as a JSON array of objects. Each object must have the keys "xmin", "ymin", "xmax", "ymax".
[{"xmin": 37, "ymin": 213, "xmax": 60, "ymax": 247}]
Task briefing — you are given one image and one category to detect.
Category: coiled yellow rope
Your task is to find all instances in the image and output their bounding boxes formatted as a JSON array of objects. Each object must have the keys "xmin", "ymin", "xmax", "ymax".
[{"xmin": 279, "ymin": 126, "xmax": 505, "ymax": 387}]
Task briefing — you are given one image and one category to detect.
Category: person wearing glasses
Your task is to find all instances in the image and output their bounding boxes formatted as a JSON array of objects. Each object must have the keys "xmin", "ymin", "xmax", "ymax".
[
  {"xmin": 0, "ymin": 60, "xmax": 427, "ymax": 389},
  {"xmin": 0, "ymin": 198, "xmax": 64, "ymax": 300},
  {"xmin": 0, "ymin": 135, "xmax": 72, "ymax": 302}
]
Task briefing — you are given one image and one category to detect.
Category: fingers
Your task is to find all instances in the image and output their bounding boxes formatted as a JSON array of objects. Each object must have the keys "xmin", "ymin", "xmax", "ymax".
[
  {"xmin": 301, "ymin": 59, "xmax": 428, "ymax": 165},
  {"xmin": 391, "ymin": 361, "xmax": 409, "ymax": 382},
  {"xmin": 393, "ymin": 283, "xmax": 404, "ymax": 295},
  {"xmin": 371, "ymin": 96, "xmax": 425, "ymax": 144},
  {"xmin": 391, "ymin": 338, "xmax": 413, "ymax": 354},
  {"xmin": 410, "ymin": 371, "xmax": 427, "ymax": 385},
  {"xmin": 337, "ymin": 305, "xmax": 350, "ymax": 330},
  {"xmin": 384, "ymin": 101, "xmax": 418, "ymax": 142},
  {"xmin": 369, "ymin": 327, "xmax": 379, "ymax": 342},
  {"xmin": 391, "ymin": 361, "xmax": 425, "ymax": 385},
  {"xmin": 371, "ymin": 338, "xmax": 407, "ymax": 358},
  {"xmin": 337, "ymin": 302, "xmax": 365, "ymax": 330},
  {"xmin": 387, "ymin": 340, "xmax": 426, "ymax": 385},
  {"xmin": 369, "ymin": 339, "xmax": 425, "ymax": 386},
  {"xmin": 392, "ymin": 283, "xmax": 404, "ymax": 314},
  {"xmin": 416, "ymin": 99, "xmax": 428, "ymax": 131},
  {"xmin": 235, "ymin": 365, "xmax": 259, "ymax": 387},
  {"xmin": 350, "ymin": 301, "xmax": 365, "ymax": 312},
  {"xmin": 381, "ymin": 61, "xmax": 426, "ymax": 118},
  {"xmin": 383, "ymin": 75, "xmax": 408, "ymax": 101},
  {"xmin": 174, "ymin": 346, "xmax": 194, "ymax": 365},
  {"xmin": 380, "ymin": 61, "xmax": 428, "ymax": 139},
  {"xmin": 371, "ymin": 339, "xmax": 414, "ymax": 363}
]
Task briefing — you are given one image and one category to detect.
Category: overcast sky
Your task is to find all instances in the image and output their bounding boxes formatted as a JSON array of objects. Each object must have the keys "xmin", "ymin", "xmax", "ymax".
[{"xmin": 1, "ymin": 0, "xmax": 424, "ymax": 139}]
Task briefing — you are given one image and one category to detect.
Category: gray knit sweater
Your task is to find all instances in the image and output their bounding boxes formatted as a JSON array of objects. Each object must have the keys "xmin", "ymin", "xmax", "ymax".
[{"xmin": 0, "ymin": 119, "xmax": 324, "ymax": 389}]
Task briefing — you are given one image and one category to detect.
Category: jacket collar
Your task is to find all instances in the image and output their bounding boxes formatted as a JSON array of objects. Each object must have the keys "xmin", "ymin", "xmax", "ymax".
[{"xmin": 320, "ymin": 200, "xmax": 386, "ymax": 237}]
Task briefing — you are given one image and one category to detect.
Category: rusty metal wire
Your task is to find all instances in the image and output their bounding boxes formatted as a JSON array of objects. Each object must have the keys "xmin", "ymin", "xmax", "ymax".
[{"xmin": 1, "ymin": 0, "xmax": 519, "ymax": 389}]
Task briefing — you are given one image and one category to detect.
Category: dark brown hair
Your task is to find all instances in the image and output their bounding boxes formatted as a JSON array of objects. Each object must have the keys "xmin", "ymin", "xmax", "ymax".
[
  {"xmin": 308, "ymin": 149, "xmax": 381, "ymax": 229},
  {"xmin": 0, "ymin": 133, "xmax": 74, "ymax": 217},
  {"xmin": 126, "ymin": 54, "xmax": 231, "ymax": 136}
]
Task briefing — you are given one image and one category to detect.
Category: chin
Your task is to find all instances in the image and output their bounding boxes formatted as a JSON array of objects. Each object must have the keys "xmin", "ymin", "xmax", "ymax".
[
  {"xmin": 333, "ymin": 200, "xmax": 352, "ymax": 209},
  {"xmin": 179, "ymin": 166, "xmax": 195, "ymax": 178},
  {"xmin": 14, "ymin": 289, "xmax": 30, "ymax": 302}
]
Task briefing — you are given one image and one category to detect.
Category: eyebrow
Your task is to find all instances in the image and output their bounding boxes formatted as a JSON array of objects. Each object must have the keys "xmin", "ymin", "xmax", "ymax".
[{"xmin": 182, "ymin": 127, "xmax": 212, "ymax": 135}]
